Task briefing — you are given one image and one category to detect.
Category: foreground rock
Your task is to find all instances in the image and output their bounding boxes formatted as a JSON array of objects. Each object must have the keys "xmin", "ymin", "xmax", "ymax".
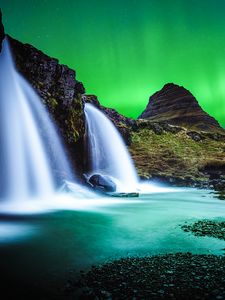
[
  {"xmin": 87, "ymin": 174, "xmax": 116, "ymax": 193},
  {"xmin": 181, "ymin": 219, "xmax": 225, "ymax": 240},
  {"xmin": 67, "ymin": 253, "xmax": 225, "ymax": 299},
  {"xmin": 139, "ymin": 83, "xmax": 224, "ymax": 133}
]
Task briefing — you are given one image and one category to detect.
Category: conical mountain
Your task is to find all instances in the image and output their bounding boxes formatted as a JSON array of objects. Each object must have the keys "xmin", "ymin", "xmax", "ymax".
[{"xmin": 139, "ymin": 83, "xmax": 223, "ymax": 133}]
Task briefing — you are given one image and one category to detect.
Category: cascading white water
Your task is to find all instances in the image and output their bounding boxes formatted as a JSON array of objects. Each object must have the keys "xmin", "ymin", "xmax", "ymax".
[
  {"xmin": 0, "ymin": 38, "xmax": 73, "ymax": 201},
  {"xmin": 84, "ymin": 103, "xmax": 139, "ymax": 192}
]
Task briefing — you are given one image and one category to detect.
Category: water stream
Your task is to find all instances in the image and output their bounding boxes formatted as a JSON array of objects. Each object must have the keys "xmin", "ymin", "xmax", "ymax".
[
  {"xmin": 0, "ymin": 38, "xmax": 73, "ymax": 203},
  {"xmin": 0, "ymin": 189, "xmax": 224, "ymax": 298},
  {"xmin": 84, "ymin": 103, "xmax": 139, "ymax": 192}
]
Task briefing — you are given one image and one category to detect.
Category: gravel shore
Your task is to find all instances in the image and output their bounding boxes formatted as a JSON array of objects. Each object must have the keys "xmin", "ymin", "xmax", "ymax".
[
  {"xmin": 181, "ymin": 219, "xmax": 225, "ymax": 240},
  {"xmin": 67, "ymin": 253, "xmax": 225, "ymax": 300}
]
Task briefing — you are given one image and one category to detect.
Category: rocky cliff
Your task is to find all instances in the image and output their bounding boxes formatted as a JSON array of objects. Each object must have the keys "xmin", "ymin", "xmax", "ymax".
[
  {"xmin": 1, "ymin": 32, "xmax": 86, "ymax": 174},
  {"xmin": 8, "ymin": 36, "xmax": 85, "ymax": 143},
  {"xmin": 139, "ymin": 83, "xmax": 223, "ymax": 133}
]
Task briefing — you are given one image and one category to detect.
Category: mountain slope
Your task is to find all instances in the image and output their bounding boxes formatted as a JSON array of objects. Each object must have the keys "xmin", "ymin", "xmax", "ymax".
[{"xmin": 139, "ymin": 83, "xmax": 224, "ymax": 133}]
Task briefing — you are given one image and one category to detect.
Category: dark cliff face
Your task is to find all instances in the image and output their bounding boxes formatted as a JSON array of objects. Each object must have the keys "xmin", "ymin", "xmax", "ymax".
[
  {"xmin": 6, "ymin": 36, "xmax": 86, "ymax": 174},
  {"xmin": 0, "ymin": 9, "xmax": 5, "ymax": 51},
  {"xmin": 139, "ymin": 83, "xmax": 224, "ymax": 133}
]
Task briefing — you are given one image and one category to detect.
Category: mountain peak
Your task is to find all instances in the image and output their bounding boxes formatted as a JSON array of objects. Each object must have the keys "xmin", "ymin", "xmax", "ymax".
[{"xmin": 139, "ymin": 83, "xmax": 223, "ymax": 133}]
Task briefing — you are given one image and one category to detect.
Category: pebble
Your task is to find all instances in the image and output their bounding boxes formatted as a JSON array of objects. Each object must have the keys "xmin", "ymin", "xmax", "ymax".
[
  {"xmin": 67, "ymin": 253, "xmax": 225, "ymax": 299},
  {"xmin": 181, "ymin": 219, "xmax": 225, "ymax": 240}
]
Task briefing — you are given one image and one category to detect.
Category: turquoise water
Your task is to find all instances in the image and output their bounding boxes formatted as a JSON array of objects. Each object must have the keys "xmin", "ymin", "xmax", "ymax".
[{"xmin": 0, "ymin": 188, "xmax": 225, "ymax": 297}]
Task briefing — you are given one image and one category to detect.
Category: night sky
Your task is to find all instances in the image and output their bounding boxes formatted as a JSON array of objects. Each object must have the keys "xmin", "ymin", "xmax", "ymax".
[{"xmin": 1, "ymin": 0, "xmax": 225, "ymax": 127}]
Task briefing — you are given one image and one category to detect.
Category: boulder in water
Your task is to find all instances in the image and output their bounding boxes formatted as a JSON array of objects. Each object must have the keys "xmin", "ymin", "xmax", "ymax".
[{"xmin": 87, "ymin": 174, "xmax": 117, "ymax": 193}]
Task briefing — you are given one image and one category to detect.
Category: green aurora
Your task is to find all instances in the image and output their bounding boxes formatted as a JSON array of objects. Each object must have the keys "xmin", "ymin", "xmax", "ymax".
[{"xmin": 1, "ymin": 0, "xmax": 225, "ymax": 127}]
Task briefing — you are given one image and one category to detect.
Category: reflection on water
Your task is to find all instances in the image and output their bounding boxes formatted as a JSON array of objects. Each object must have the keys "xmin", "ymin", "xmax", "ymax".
[
  {"xmin": 0, "ymin": 222, "xmax": 38, "ymax": 244},
  {"xmin": 0, "ymin": 188, "xmax": 225, "ymax": 297}
]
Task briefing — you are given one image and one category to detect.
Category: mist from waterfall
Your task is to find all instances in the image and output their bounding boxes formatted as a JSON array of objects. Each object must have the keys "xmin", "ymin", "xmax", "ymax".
[
  {"xmin": 84, "ymin": 103, "xmax": 139, "ymax": 192},
  {"xmin": 0, "ymin": 38, "xmax": 74, "ymax": 202}
]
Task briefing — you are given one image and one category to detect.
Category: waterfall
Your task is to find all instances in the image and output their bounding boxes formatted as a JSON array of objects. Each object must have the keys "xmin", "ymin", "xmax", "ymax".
[
  {"xmin": 84, "ymin": 103, "xmax": 139, "ymax": 192},
  {"xmin": 0, "ymin": 38, "xmax": 73, "ymax": 201}
]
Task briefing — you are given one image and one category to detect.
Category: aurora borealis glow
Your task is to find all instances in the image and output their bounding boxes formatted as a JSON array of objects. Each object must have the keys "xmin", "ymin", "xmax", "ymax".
[{"xmin": 1, "ymin": 0, "xmax": 225, "ymax": 126}]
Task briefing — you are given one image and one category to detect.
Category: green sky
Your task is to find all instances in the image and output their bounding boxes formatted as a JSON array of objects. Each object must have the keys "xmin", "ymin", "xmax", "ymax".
[{"xmin": 1, "ymin": 0, "xmax": 225, "ymax": 126}]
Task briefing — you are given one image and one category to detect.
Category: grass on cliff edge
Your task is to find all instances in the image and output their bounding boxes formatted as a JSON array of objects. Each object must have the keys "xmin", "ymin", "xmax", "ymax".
[{"xmin": 129, "ymin": 128, "xmax": 225, "ymax": 183}]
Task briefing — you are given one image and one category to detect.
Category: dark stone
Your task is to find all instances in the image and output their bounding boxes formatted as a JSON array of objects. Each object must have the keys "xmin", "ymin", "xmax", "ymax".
[
  {"xmin": 150, "ymin": 174, "xmax": 209, "ymax": 189},
  {"xmin": 181, "ymin": 220, "xmax": 225, "ymax": 240},
  {"xmin": 161, "ymin": 122, "xmax": 184, "ymax": 133},
  {"xmin": 187, "ymin": 131, "xmax": 203, "ymax": 142},
  {"xmin": 152, "ymin": 123, "xmax": 163, "ymax": 135},
  {"xmin": 200, "ymin": 161, "xmax": 225, "ymax": 180},
  {"xmin": 75, "ymin": 81, "xmax": 85, "ymax": 94},
  {"xmin": 88, "ymin": 174, "xmax": 116, "ymax": 192},
  {"xmin": 0, "ymin": 8, "xmax": 5, "ymax": 52},
  {"xmin": 204, "ymin": 132, "xmax": 225, "ymax": 142},
  {"xmin": 211, "ymin": 180, "xmax": 225, "ymax": 191},
  {"xmin": 108, "ymin": 192, "xmax": 139, "ymax": 197},
  {"xmin": 83, "ymin": 94, "xmax": 101, "ymax": 108},
  {"xmin": 139, "ymin": 83, "xmax": 224, "ymax": 134},
  {"xmin": 132, "ymin": 119, "xmax": 185, "ymax": 136},
  {"xmin": 68, "ymin": 253, "xmax": 225, "ymax": 300}
]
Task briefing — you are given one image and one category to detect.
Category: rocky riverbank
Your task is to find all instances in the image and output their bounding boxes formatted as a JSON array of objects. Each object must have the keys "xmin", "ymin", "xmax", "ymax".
[
  {"xmin": 66, "ymin": 253, "xmax": 225, "ymax": 299},
  {"xmin": 181, "ymin": 219, "xmax": 225, "ymax": 240}
]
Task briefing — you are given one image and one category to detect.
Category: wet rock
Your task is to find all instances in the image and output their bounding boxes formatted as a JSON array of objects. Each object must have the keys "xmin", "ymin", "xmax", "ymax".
[
  {"xmin": 68, "ymin": 253, "xmax": 225, "ymax": 299},
  {"xmin": 83, "ymin": 94, "xmax": 101, "ymax": 108},
  {"xmin": 210, "ymin": 180, "xmax": 225, "ymax": 191},
  {"xmin": 200, "ymin": 161, "xmax": 225, "ymax": 179},
  {"xmin": 187, "ymin": 131, "xmax": 203, "ymax": 142},
  {"xmin": 205, "ymin": 132, "xmax": 225, "ymax": 141},
  {"xmin": 181, "ymin": 219, "xmax": 225, "ymax": 240},
  {"xmin": 88, "ymin": 174, "xmax": 117, "ymax": 192}
]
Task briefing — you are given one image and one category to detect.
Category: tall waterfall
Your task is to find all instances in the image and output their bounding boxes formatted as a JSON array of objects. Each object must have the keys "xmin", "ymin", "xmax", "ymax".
[
  {"xmin": 0, "ymin": 38, "xmax": 73, "ymax": 201},
  {"xmin": 84, "ymin": 103, "xmax": 139, "ymax": 192}
]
